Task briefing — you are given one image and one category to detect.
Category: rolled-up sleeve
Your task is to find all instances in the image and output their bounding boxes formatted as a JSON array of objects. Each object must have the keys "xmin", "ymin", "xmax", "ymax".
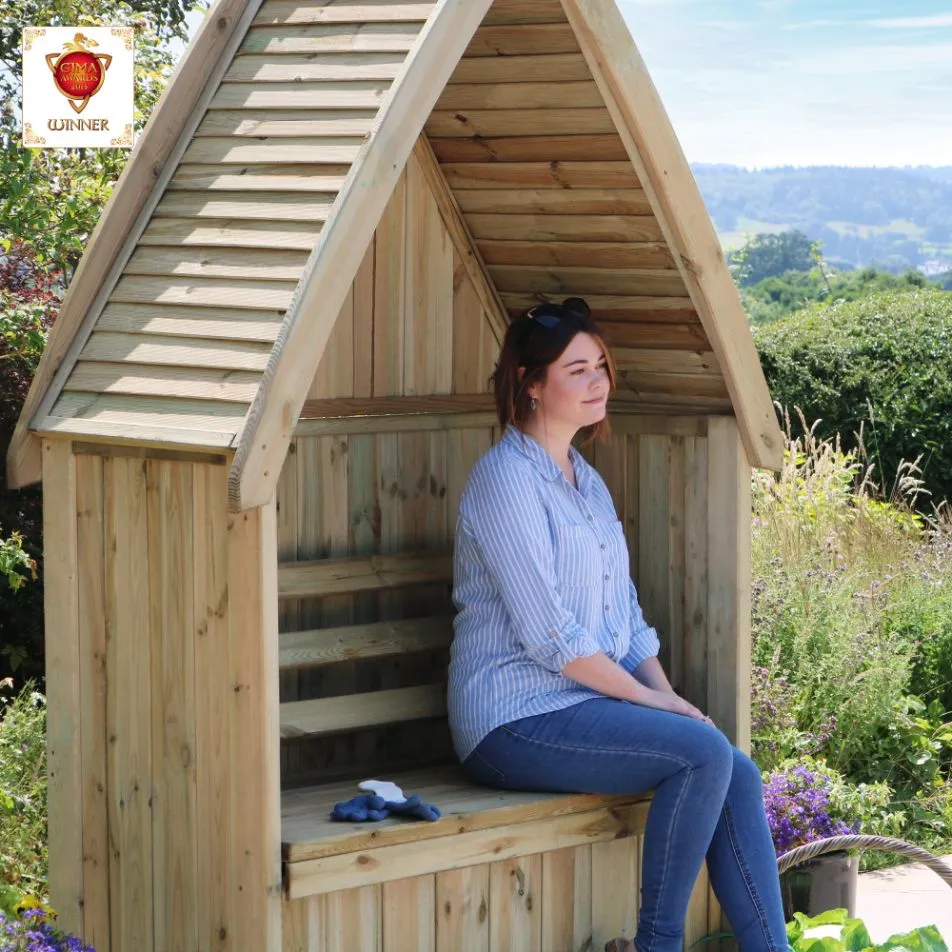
[
  {"xmin": 619, "ymin": 578, "xmax": 661, "ymax": 673},
  {"xmin": 459, "ymin": 462, "xmax": 601, "ymax": 674}
]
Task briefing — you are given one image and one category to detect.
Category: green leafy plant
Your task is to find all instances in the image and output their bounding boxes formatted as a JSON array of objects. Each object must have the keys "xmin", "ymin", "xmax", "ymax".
[{"xmin": 786, "ymin": 909, "xmax": 948, "ymax": 952}]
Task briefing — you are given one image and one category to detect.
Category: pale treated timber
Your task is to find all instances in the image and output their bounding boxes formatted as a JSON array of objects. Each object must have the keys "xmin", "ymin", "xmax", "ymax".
[
  {"xmin": 240, "ymin": 23, "xmax": 423, "ymax": 54},
  {"xmin": 441, "ymin": 161, "xmax": 639, "ymax": 190},
  {"xmin": 37, "ymin": 417, "xmax": 236, "ymax": 450},
  {"xmin": 455, "ymin": 188, "xmax": 651, "ymax": 216},
  {"xmin": 477, "ymin": 239, "xmax": 675, "ymax": 270},
  {"xmin": 109, "ymin": 275, "xmax": 297, "ymax": 311},
  {"xmin": 279, "ymin": 615, "xmax": 453, "ymax": 670},
  {"xmin": 139, "ymin": 218, "xmax": 324, "ymax": 251},
  {"xmin": 48, "ymin": 393, "xmax": 251, "ymax": 434},
  {"xmin": 616, "ymin": 370, "xmax": 729, "ymax": 399},
  {"xmin": 8, "ymin": 0, "xmax": 264, "ymax": 489},
  {"xmin": 612, "ymin": 348, "xmax": 720, "ymax": 375},
  {"xmin": 279, "ymin": 551, "xmax": 452, "ymax": 599},
  {"xmin": 280, "ymin": 684, "xmax": 446, "ymax": 739},
  {"xmin": 482, "ymin": 0, "xmax": 568, "ymax": 25},
  {"xmin": 124, "ymin": 246, "xmax": 310, "ymax": 283},
  {"xmin": 487, "ymin": 264, "xmax": 687, "ymax": 297},
  {"xmin": 450, "ymin": 53, "xmax": 592, "ymax": 84},
  {"xmin": 286, "ymin": 801, "xmax": 651, "ymax": 898},
  {"xmin": 79, "ymin": 331, "xmax": 272, "ymax": 372},
  {"xmin": 466, "ymin": 214, "xmax": 664, "ymax": 243},
  {"xmin": 425, "ymin": 107, "xmax": 617, "ymax": 138},
  {"xmin": 436, "ymin": 80, "xmax": 601, "ymax": 110},
  {"xmin": 501, "ymin": 292, "xmax": 696, "ymax": 322},
  {"xmin": 42, "ymin": 440, "xmax": 83, "ymax": 935},
  {"xmin": 299, "ymin": 393, "xmax": 495, "ymax": 419},
  {"xmin": 64, "ymin": 362, "xmax": 262, "ymax": 404},
  {"xmin": 296, "ymin": 410, "xmax": 497, "ymax": 436},
  {"xmin": 413, "ymin": 137, "xmax": 508, "ymax": 343},
  {"xmin": 181, "ymin": 136, "xmax": 365, "ymax": 165},
  {"xmin": 231, "ymin": 0, "xmax": 498, "ymax": 511},
  {"xmin": 211, "ymin": 81, "xmax": 390, "ymax": 110},
  {"xmin": 223, "ymin": 53, "xmax": 406, "ymax": 83},
  {"xmin": 196, "ymin": 109, "xmax": 378, "ymax": 138},
  {"xmin": 562, "ymin": 0, "xmax": 783, "ymax": 470},
  {"xmin": 429, "ymin": 133, "xmax": 628, "ymax": 163},
  {"xmin": 465, "ymin": 23, "xmax": 579, "ymax": 57},
  {"xmin": 154, "ymin": 191, "xmax": 337, "ymax": 222},
  {"xmin": 252, "ymin": 2, "xmax": 436, "ymax": 24},
  {"xmin": 170, "ymin": 164, "xmax": 350, "ymax": 193},
  {"xmin": 598, "ymin": 319, "xmax": 708, "ymax": 350},
  {"xmin": 96, "ymin": 303, "xmax": 284, "ymax": 343}
]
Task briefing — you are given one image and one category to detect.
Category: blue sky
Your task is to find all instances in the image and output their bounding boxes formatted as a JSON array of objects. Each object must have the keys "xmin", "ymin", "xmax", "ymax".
[
  {"xmin": 175, "ymin": 1, "xmax": 952, "ymax": 170},
  {"xmin": 617, "ymin": 0, "xmax": 952, "ymax": 168}
]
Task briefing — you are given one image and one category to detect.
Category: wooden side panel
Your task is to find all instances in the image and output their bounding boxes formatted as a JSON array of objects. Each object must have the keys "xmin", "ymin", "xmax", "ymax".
[
  {"xmin": 382, "ymin": 876, "xmax": 436, "ymax": 952},
  {"xmin": 52, "ymin": 451, "xmax": 280, "ymax": 951},
  {"xmin": 436, "ymin": 866, "xmax": 490, "ymax": 952},
  {"xmin": 591, "ymin": 837, "xmax": 639, "ymax": 948},
  {"xmin": 42, "ymin": 440, "xmax": 83, "ymax": 935},
  {"xmin": 540, "ymin": 846, "xmax": 592, "ymax": 952}
]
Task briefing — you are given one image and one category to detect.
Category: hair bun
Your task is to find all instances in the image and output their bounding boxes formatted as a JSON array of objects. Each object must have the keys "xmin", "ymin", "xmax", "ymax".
[{"xmin": 562, "ymin": 297, "xmax": 591, "ymax": 319}]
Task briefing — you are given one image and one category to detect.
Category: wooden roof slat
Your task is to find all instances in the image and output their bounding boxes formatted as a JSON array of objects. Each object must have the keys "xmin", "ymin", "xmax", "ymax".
[
  {"xmin": 487, "ymin": 264, "xmax": 687, "ymax": 297},
  {"xmin": 196, "ymin": 110, "xmax": 377, "ymax": 139},
  {"xmin": 240, "ymin": 23, "xmax": 423, "ymax": 54},
  {"xmin": 425, "ymin": 107, "xmax": 616, "ymax": 138},
  {"xmin": 476, "ymin": 239, "xmax": 674, "ymax": 270},
  {"xmin": 182, "ymin": 136, "xmax": 366, "ymax": 165},
  {"xmin": 450, "ymin": 52, "xmax": 592, "ymax": 84},
  {"xmin": 616, "ymin": 371, "xmax": 731, "ymax": 400},
  {"xmin": 110, "ymin": 275, "xmax": 297, "ymax": 312},
  {"xmin": 612, "ymin": 348, "xmax": 720, "ymax": 376},
  {"xmin": 64, "ymin": 362, "xmax": 263, "ymax": 404},
  {"xmin": 96, "ymin": 304, "xmax": 284, "ymax": 344},
  {"xmin": 455, "ymin": 188, "xmax": 651, "ymax": 216},
  {"xmin": 139, "ymin": 218, "xmax": 324, "ymax": 251},
  {"xmin": 466, "ymin": 214, "xmax": 664, "ymax": 243},
  {"xmin": 280, "ymin": 685, "xmax": 445, "ymax": 740},
  {"xmin": 170, "ymin": 164, "xmax": 351, "ymax": 193},
  {"xmin": 441, "ymin": 161, "xmax": 639, "ymax": 190},
  {"xmin": 154, "ymin": 191, "xmax": 337, "ymax": 222},
  {"xmin": 598, "ymin": 320, "xmax": 709, "ymax": 351},
  {"xmin": 6, "ymin": 0, "xmax": 262, "ymax": 488},
  {"xmin": 464, "ymin": 23, "xmax": 579, "ymax": 56},
  {"xmin": 501, "ymin": 292, "xmax": 697, "ymax": 323},
  {"xmin": 253, "ymin": 1, "xmax": 436, "ymax": 25},
  {"xmin": 224, "ymin": 52, "xmax": 405, "ymax": 82},
  {"xmin": 211, "ymin": 81, "xmax": 390, "ymax": 110},
  {"xmin": 35, "ymin": 416, "xmax": 237, "ymax": 450},
  {"xmin": 481, "ymin": 0, "xmax": 568, "ymax": 25},
  {"xmin": 125, "ymin": 246, "xmax": 310, "ymax": 282},
  {"xmin": 428, "ymin": 133, "xmax": 628, "ymax": 163},
  {"xmin": 435, "ymin": 80, "xmax": 602, "ymax": 110},
  {"xmin": 79, "ymin": 331, "xmax": 273, "ymax": 373},
  {"xmin": 48, "ymin": 392, "xmax": 250, "ymax": 433}
]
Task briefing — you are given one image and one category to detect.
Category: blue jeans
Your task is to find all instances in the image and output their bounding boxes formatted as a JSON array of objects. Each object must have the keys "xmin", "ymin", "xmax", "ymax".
[{"xmin": 462, "ymin": 698, "xmax": 788, "ymax": 952}]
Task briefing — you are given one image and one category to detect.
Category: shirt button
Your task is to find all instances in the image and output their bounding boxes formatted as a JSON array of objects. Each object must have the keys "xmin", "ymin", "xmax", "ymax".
[
  {"xmin": 604, "ymin": 605, "xmax": 610, "ymax": 612},
  {"xmin": 604, "ymin": 574, "xmax": 610, "ymax": 581},
  {"xmin": 587, "ymin": 514, "xmax": 594, "ymax": 521},
  {"xmin": 600, "ymin": 543, "xmax": 607, "ymax": 551}
]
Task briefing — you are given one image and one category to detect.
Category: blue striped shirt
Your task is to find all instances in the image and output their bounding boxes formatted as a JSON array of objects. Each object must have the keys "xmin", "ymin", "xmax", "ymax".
[{"xmin": 447, "ymin": 425, "xmax": 661, "ymax": 761}]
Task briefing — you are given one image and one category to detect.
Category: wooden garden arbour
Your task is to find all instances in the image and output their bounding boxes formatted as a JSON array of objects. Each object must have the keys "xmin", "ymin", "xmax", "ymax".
[{"xmin": 9, "ymin": 1, "xmax": 784, "ymax": 949}]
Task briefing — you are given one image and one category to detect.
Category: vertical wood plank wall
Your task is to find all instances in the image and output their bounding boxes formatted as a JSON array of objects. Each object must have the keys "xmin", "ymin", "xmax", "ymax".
[{"xmin": 41, "ymin": 443, "xmax": 281, "ymax": 952}]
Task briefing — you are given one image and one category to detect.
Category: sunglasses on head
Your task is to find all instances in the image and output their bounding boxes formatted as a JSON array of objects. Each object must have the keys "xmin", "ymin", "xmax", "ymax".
[{"xmin": 526, "ymin": 303, "xmax": 564, "ymax": 328}]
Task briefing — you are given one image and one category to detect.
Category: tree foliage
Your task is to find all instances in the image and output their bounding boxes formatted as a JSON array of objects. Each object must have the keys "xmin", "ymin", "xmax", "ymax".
[{"xmin": 754, "ymin": 289, "xmax": 952, "ymax": 507}]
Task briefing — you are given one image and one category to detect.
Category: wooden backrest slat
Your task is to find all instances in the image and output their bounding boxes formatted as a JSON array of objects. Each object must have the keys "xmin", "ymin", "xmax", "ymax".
[
  {"xmin": 278, "ymin": 551, "xmax": 452, "ymax": 599},
  {"xmin": 279, "ymin": 615, "xmax": 453, "ymax": 670},
  {"xmin": 280, "ymin": 684, "xmax": 446, "ymax": 739}
]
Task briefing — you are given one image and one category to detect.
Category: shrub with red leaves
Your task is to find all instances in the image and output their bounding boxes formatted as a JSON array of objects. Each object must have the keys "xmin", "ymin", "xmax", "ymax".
[{"xmin": 0, "ymin": 241, "xmax": 62, "ymax": 682}]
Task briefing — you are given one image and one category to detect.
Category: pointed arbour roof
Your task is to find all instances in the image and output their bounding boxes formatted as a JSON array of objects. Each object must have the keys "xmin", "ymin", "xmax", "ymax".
[{"xmin": 8, "ymin": 0, "xmax": 783, "ymax": 510}]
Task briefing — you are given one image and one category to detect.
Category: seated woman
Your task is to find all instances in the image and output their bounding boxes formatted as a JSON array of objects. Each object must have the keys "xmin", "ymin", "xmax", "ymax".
[{"xmin": 447, "ymin": 298, "xmax": 788, "ymax": 952}]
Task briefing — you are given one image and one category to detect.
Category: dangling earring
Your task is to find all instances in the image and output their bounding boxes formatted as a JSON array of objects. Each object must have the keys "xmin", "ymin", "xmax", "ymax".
[{"xmin": 530, "ymin": 396, "xmax": 538, "ymax": 411}]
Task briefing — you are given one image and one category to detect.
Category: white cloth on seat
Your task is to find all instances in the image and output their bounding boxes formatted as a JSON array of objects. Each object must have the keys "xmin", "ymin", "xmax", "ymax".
[{"xmin": 359, "ymin": 779, "xmax": 407, "ymax": 804}]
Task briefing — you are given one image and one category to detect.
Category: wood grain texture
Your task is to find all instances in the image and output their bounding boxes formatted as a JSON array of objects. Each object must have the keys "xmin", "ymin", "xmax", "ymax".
[
  {"xmin": 8, "ymin": 0, "xmax": 263, "ymax": 489},
  {"xmin": 591, "ymin": 837, "xmax": 639, "ymax": 948},
  {"xmin": 279, "ymin": 551, "xmax": 452, "ymax": 599},
  {"xmin": 436, "ymin": 866, "xmax": 490, "ymax": 952},
  {"xmin": 42, "ymin": 440, "xmax": 83, "ymax": 935},
  {"xmin": 253, "ymin": 1, "xmax": 436, "ymax": 24},
  {"xmin": 449, "ymin": 53, "xmax": 592, "ymax": 84},
  {"xmin": 489, "ymin": 855, "xmax": 542, "ymax": 952},
  {"xmin": 541, "ymin": 846, "xmax": 593, "ymax": 952},
  {"xmin": 241, "ymin": 23, "xmax": 422, "ymax": 54},
  {"xmin": 441, "ymin": 161, "xmax": 638, "ymax": 190},
  {"xmin": 382, "ymin": 876, "xmax": 436, "ymax": 952}
]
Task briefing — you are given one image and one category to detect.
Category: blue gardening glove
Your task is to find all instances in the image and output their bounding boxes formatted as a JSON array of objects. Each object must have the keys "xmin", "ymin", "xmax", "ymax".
[
  {"xmin": 384, "ymin": 793, "xmax": 441, "ymax": 822},
  {"xmin": 330, "ymin": 793, "xmax": 390, "ymax": 822}
]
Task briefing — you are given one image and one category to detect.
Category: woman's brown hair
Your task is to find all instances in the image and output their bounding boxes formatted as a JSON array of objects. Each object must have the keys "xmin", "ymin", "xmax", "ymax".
[{"xmin": 491, "ymin": 297, "xmax": 617, "ymax": 442}]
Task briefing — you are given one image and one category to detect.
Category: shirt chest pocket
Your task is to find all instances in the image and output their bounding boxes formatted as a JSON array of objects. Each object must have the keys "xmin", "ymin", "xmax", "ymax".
[{"xmin": 553, "ymin": 524, "xmax": 602, "ymax": 589}]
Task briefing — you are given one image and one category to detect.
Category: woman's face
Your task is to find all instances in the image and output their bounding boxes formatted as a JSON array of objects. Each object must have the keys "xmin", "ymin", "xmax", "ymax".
[{"xmin": 529, "ymin": 332, "xmax": 610, "ymax": 431}]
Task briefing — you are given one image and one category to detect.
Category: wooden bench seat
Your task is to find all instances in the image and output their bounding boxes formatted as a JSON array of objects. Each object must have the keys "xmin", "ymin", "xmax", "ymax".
[
  {"xmin": 281, "ymin": 765, "xmax": 652, "ymax": 899},
  {"xmin": 278, "ymin": 551, "xmax": 652, "ymax": 900}
]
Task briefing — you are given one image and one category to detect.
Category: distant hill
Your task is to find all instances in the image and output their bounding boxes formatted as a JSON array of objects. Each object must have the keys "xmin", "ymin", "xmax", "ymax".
[{"xmin": 690, "ymin": 164, "xmax": 952, "ymax": 274}]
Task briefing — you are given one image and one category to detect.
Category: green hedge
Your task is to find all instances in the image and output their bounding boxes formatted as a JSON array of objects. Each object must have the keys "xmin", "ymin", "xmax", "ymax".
[{"xmin": 754, "ymin": 289, "xmax": 952, "ymax": 506}]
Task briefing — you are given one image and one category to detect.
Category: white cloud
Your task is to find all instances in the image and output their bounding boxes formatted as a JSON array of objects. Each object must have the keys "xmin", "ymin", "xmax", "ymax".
[{"xmin": 868, "ymin": 13, "xmax": 952, "ymax": 28}]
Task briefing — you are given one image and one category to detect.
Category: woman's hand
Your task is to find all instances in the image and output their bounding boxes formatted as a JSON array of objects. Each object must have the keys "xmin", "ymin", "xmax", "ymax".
[{"xmin": 638, "ymin": 688, "xmax": 715, "ymax": 726}]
